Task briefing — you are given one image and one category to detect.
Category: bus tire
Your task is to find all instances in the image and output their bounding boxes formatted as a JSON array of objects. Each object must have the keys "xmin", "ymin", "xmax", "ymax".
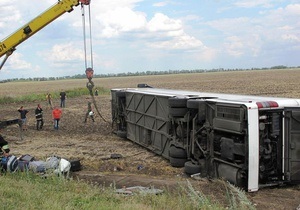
[
  {"xmin": 169, "ymin": 145, "xmax": 187, "ymax": 159},
  {"xmin": 184, "ymin": 161, "xmax": 201, "ymax": 175},
  {"xmin": 116, "ymin": 130, "xmax": 127, "ymax": 138},
  {"xmin": 170, "ymin": 157, "xmax": 187, "ymax": 168}
]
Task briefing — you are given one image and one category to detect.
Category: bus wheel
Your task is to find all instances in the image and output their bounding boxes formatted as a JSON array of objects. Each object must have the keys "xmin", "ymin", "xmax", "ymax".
[
  {"xmin": 169, "ymin": 145, "xmax": 187, "ymax": 159},
  {"xmin": 184, "ymin": 161, "xmax": 201, "ymax": 175},
  {"xmin": 170, "ymin": 157, "xmax": 187, "ymax": 168},
  {"xmin": 116, "ymin": 130, "xmax": 127, "ymax": 138}
]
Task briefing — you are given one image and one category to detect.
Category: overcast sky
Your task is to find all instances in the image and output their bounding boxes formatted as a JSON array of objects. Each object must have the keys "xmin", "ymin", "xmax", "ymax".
[{"xmin": 0, "ymin": 0, "xmax": 299, "ymax": 79}]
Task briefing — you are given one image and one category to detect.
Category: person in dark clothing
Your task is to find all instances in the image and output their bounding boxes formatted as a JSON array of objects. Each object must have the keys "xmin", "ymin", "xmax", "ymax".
[
  {"xmin": 17, "ymin": 106, "xmax": 29, "ymax": 130},
  {"xmin": 0, "ymin": 134, "xmax": 10, "ymax": 155},
  {"xmin": 84, "ymin": 102, "xmax": 95, "ymax": 123},
  {"xmin": 60, "ymin": 91, "xmax": 66, "ymax": 108},
  {"xmin": 35, "ymin": 104, "xmax": 44, "ymax": 130},
  {"xmin": 94, "ymin": 88, "xmax": 99, "ymax": 96},
  {"xmin": 0, "ymin": 132, "xmax": 10, "ymax": 172}
]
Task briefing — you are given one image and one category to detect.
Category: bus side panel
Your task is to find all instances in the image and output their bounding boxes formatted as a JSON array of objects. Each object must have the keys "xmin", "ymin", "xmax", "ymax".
[{"xmin": 125, "ymin": 92, "xmax": 172, "ymax": 158}]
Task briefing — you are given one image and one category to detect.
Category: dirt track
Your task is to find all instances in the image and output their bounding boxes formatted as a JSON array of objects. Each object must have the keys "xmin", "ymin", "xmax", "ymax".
[{"xmin": 1, "ymin": 70, "xmax": 300, "ymax": 209}]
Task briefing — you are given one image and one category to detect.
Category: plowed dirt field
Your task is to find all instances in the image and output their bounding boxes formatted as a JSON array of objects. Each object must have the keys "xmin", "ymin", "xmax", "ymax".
[{"xmin": 1, "ymin": 69, "xmax": 300, "ymax": 209}]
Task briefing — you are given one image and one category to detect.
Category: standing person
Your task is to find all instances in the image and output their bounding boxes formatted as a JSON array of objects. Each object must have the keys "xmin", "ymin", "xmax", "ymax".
[
  {"xmin": 17, "ymin": 106, "xmax": 29, "ymax": 131},
  {"xmin": 84, "ymin": 102, "xmax": 95, "ymax": 123},
  {"xmin": 46, "ymin": 93, "xmax": 52, "ymax": 108},
  {"xmin": 52, "ymin": 106, "xmax": 62, "ymax": 130},
  {"xmin": 35, "ymin": 104, "xmax": 44, "ymax": 130},
  {"xmin": 94, "ymin": 88, "xmax": 98, "ymax": 96},
  {"xmin": 59, "ymin": 91, "xmax": 66, "ymax": 108}
]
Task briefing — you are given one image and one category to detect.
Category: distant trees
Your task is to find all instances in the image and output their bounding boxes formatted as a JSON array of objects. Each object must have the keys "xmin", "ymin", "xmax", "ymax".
[
  {"xmin": 270, "ymin": 65, "xmax": 287, "ymax": 69},
  {"xmin": 0, "ymin": 66, "xmax": 298, "ymax": 83}
]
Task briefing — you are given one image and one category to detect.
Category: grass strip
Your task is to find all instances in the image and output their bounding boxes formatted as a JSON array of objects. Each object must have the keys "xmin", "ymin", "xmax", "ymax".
[
  {"xmin": 0, "ymin": 87, "xmax": 109, "ymax": 104},
  {"xmin": 0, "ymin": 172, "xmax": 256, "ymax": 210}
]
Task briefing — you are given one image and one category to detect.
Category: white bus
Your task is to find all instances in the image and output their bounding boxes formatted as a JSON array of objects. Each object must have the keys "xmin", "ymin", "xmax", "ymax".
[{"xmin": 111, "ymin": 85, "xmax": 300, "ymax": 192}]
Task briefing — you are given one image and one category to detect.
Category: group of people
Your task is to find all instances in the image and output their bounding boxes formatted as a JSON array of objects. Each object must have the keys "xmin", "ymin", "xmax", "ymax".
[
  {"xmin": 17, "ymin": 91, "xmax": 95, "ymax": 131},
  {"xmin": 18, "ymin": 91, "xmax": 65, "ymax": 131},
  {"xmin": 17, "ymin": 104, "xmax": 63, "ymax": 131}
]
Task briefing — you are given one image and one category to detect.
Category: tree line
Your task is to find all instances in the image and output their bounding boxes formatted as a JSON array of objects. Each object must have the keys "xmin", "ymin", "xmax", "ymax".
[{"xmin": 1, "ymin": 65, "xmax": 298, "ymax": 83}]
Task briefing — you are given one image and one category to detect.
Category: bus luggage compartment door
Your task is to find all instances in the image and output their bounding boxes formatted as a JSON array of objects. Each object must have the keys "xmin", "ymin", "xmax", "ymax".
[{"xmin": 284, "ymin": 107, "xmax": 300, "ymax": 183}]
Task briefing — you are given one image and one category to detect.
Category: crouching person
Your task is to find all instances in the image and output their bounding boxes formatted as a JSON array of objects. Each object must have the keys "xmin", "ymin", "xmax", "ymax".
[
  {"xmin": 0, "ymin": 134, "xmax": 18, "ymax": 173},
  {"xmin": 0, "ymin": 132, "xmax": 10, "ymax": 156}
]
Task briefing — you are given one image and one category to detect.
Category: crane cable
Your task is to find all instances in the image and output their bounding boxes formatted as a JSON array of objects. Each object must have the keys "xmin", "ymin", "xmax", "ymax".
[
  {"xmin": 81, "ymin": 4, "xmax": 108, "ymax": 123},
  {"xmin": 88, "ymin": 5, "xmax": 94, "ymax": 69}
]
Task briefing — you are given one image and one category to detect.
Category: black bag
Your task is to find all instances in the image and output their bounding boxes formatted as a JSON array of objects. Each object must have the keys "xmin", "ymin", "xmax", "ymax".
[{"xmin": 70, "ymin": 160, "xmax": 81, "ymax": 172}]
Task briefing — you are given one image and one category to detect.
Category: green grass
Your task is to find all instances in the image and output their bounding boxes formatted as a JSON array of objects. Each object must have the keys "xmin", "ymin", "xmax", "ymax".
[
  {"xmin": 0, "ymin": 87, "xmax": 109, "ymax": 104},
  {"xmin": 224, "ymin": 181, "xmax": 256, "ymax": 210},
  {"xmin": 0, "ymin": 172, "xmax": 255, "ymax": 210}
]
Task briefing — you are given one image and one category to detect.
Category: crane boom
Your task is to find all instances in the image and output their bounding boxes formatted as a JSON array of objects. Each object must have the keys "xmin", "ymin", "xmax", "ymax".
[{"xmin": 0, "ymin": 0, "xmax": 90, "ymax": 70}]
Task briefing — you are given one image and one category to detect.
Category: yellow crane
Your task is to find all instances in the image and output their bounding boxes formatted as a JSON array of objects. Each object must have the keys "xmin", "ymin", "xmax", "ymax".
[{"xmin": 0, "ymin": 0, "xmax": 91, "ymax": 70}]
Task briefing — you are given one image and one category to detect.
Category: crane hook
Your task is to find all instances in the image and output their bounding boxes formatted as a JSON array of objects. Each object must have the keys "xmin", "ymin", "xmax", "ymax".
[{"xmin": 85, "ymin": 67, "xmax": 94, "ymax": 93}]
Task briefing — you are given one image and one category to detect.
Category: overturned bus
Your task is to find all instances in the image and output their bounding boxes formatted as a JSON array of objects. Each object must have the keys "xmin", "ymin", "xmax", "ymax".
[{"xmin": 111, "ymin": 85, "xmax": 300, "ymax": 192}]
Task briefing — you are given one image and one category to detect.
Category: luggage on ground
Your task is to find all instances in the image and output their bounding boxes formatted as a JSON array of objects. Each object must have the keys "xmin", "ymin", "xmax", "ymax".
[
  {"xmin": 19, "ymin": 154, "xmax": 35, "ymax": 162},
  {"xmin": 70, "ymin": 160, "xmax": 82, "ymax": 172},
  {"xmin": 18, "ymin": 160, "xmax": 30, "ymax": 172},
  {"xmin": 45, "ymin": 156, "xmax": 60, "ymax": 169},
  {"xmin": 7, "ymin": 155, "xmax": 19, "ymax": 172},
  {"xmin": 29, "ymin": 160, "xmax": 46, "ymax": 173}
]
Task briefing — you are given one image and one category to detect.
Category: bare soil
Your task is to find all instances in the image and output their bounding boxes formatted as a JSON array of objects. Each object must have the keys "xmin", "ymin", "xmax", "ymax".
[{"xmin": 1, "ymin": 70, "xmax": 300, "ymax": 209}]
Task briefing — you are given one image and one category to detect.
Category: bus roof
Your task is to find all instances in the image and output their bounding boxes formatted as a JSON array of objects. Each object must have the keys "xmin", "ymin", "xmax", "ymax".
[{"xmin": 112, "ymin": 87, "xmax": 300, "ymax": 108}]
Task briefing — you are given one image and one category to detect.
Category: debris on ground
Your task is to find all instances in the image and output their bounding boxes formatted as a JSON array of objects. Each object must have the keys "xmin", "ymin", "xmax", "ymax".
[
  {"xmin": 110, "ymin": 153, "xmax": 123, "ymax": 159},
  {"xmin": 116, "ymin": 186, "xmax": 164, "ymax": 195},
  {"xmin": 190, "ymin": 173, "xmax": 208, "ymax": 182}
]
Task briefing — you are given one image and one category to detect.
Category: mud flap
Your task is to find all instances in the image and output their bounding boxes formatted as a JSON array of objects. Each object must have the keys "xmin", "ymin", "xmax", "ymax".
[{"xmin": 284, "ymin": 108, "xmax": 300, "ymax": 183}]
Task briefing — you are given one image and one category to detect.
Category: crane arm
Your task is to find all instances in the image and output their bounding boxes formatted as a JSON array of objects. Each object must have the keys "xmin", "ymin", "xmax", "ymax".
[{"xmin": 0, "ymin": 0, "xmax": 90, "ymax": 69}]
